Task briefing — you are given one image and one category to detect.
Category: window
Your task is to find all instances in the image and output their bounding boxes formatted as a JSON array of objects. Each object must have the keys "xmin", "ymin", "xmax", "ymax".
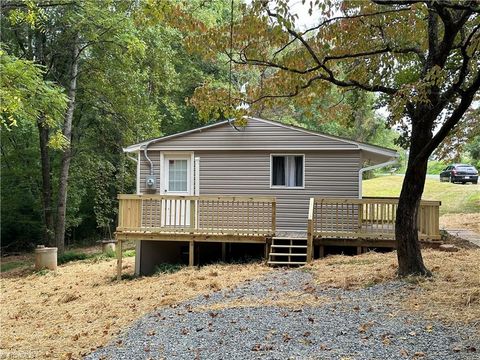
[
  {"xmin": 271, "ymin": 155, "xmax": 304, "ymax": 187},
  {"xmin": 168, "ymin": 159, "xmax": 188, "ymax": 192}
]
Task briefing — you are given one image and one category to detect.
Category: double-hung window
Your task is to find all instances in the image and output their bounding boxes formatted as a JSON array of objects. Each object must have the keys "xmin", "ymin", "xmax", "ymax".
[{"xmin": 271, "ymin": 155, "xmax": 304, "ymax": 188}]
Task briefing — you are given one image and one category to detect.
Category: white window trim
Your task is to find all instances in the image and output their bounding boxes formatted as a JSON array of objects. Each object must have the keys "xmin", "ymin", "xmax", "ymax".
[
  {"xmin": 269, "ymin": 154, "xmax": 305, "ymax": 189},
  {"xmin": 160, "ymin": 151, "xmax": 194, "ymax": 195},
  {"xmin": 194, "ymin": 157, "xmax": 200, "ymax": 195}
]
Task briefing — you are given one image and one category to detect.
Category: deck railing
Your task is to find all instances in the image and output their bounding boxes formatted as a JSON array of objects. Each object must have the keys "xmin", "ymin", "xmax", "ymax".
[
  {"xmin": 117, "ymin": 194, "xmax": 276, "ymax": 236},
  {"xmin": 307, "ymin": 197, "xmax": 441, "ymax": 261}
]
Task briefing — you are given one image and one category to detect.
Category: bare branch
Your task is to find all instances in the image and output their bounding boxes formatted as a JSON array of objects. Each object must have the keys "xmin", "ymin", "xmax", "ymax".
[{"xmin": 415, "ymin": 70, "xmax": 480, "ymax": 163}]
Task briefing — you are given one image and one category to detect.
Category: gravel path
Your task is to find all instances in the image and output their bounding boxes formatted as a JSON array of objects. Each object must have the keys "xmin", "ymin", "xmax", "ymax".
[
  {"xmin": 87, "ymin": 269, "xmax": 478, "ymax": 360},
  {"xmin": 446, "ymin": 229, "xmax": 480, "ymax": 247}
]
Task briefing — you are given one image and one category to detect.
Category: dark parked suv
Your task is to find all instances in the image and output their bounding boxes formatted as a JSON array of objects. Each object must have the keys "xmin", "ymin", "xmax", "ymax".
[{"xmin": 440, "ymin": 164, "xmax": 478, "ymax": 184}]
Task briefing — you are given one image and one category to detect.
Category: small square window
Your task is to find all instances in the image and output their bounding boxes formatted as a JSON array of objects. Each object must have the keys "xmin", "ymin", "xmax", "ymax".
[{"xmin": 271, "ymin": 155, "xmax": 304, "ymax": 187}]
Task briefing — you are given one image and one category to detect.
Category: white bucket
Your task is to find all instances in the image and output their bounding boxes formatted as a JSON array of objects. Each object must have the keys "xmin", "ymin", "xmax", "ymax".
[{"xmin": 34, "ymin": 246, "xmax": 57, "ymax": 271}]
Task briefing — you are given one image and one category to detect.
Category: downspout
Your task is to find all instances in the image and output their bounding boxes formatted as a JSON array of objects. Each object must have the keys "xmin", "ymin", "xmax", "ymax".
[
  {"xmin": 358, "ymin": 159, "xmax": 398, "ymax": 199},
  {"xmin": 142, "ymin": 141, "xmax": 155, "ymax": 176}
]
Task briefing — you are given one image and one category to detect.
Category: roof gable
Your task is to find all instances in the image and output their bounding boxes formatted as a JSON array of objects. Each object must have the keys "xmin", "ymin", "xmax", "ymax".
[
  {"xmin": 124, "ymin": 117, "xmax": 398, "ymax": 159},
  {"xmin": 126, "ymin": 117, "xmax": 361, "ymax": 151}
]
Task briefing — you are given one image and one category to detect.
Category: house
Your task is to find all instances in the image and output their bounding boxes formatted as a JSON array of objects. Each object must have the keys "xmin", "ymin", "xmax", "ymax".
[{"xmin": 116, "ymin": 117, "xmax": 439, "ymax": 277}]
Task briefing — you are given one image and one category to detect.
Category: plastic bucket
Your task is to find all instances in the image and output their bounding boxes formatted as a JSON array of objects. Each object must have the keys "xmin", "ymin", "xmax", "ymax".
[{"xmin": 34, "ymin": 246, "xmax": 57, "ymax": 271}]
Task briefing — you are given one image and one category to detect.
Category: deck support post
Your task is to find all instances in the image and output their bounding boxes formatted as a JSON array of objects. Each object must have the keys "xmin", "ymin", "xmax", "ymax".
[
  {"xmin": 357, "ymin": 246, "xmax": 363, "ymax": 255},
  {"xmin": 116, "ymin": 239, "xmax": 123, "ymax": 280},
  {"xmin": 319, "ymin": 245, "xmax": 325, "ymax": 258},
  {"xmin": 264, "ymin": 239, "xmax": 271, "ymax": 263},
  {"xmin": 221, "ymin": 242, "xmax": 226, "ymax": 262},
  {"xmin": 189, "ymin": 241, "xmax": 194, "ymax": 267}
]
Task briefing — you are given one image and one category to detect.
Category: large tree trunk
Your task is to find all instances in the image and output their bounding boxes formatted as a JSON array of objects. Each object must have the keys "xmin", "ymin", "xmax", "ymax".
[
  {"xmin": 37, "ymin": 118, "xmax": 55, "ymax": 246},
  {"xmin": 395, "ymin": 157, "xmax": 430, "ymax": 276},
  {"xmin": 55, "ymin": 39, "xmax": 80, "ymax": 255},
  {"xmin": 34, "ymin": 31, "xmax": 55, "ymax": 246},
  {"xmin": 395, "ymin": 117, "xmax": 433, "ymax": 276}
]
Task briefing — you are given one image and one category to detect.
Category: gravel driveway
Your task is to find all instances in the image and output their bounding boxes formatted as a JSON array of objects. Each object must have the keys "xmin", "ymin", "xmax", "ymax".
[{"xmin": 87, "ymin": 269, "xmax": 478, "ymax": 360}]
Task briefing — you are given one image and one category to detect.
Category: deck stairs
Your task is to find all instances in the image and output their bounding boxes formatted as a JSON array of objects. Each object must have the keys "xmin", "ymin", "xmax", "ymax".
[{"xmin": 267, "ymin": 236, "xmax": 308, "ymax": 266}]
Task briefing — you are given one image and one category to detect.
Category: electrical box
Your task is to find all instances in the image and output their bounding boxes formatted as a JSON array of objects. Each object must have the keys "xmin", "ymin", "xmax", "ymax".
[{"xmin": 145, "ymin": 175, "xmax": 156, "ymax": 190}]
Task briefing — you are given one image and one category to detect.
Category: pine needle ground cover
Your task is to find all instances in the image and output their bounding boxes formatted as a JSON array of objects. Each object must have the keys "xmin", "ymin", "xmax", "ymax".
[
  {"xmin": 0, "ymin": 257, "xmax": 270, "ymax": 359},
  {"xmin": 1, "ymin": 249, "xmax": 479, "ymax": 359},
  {"xmin": 309, "ymin": 249, "xmax": 480, "ymax": 329}
]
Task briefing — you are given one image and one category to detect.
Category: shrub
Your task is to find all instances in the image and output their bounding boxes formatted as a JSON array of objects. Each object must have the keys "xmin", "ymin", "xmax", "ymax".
[
  {"xmin": 154, "ymin": 263, "xmax": 184, "ymax": 274},
  {"xmin": 58, "ymin": 251, "xmax": 91, "ymax": 265}
]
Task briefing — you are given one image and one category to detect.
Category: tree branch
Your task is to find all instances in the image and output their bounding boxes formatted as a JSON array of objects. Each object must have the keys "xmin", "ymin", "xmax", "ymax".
[
  {"xmin": 415, "ymin": 71, "xmax": 480, "ymax": 163},
  {"xmin": 259, "ymin": 6, "xmax": 399, "ymax": 95},
  {"xmin": 373, "ymin": 0, "xmax": 479, "ymax": 12},
  {"xmin": 323, "ymin": 46, "xmax": 423, "ymax": 63},
  {"xmin": 442, "ymin": 23, "xmax": 480, "ymax": 100},
  {"xmin": 300, "ymin": 7, "xmax": 412, "ymax": 38},
  {"xmin": 1, "ymin": 0, "xmax": 77, "ymax": 10}
]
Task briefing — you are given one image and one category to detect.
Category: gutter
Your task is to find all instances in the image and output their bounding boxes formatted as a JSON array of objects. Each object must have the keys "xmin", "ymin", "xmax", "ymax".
[
  {"xmin": 358, "ymin": 159, "xmax": 398, "ymax": 199},
  {"xmin": 125, "ymin": 153, "xmax": 138, "ymax": 163}
]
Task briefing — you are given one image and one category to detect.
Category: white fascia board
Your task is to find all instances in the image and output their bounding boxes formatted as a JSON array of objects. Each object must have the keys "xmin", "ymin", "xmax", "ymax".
[
  {"xmin": 358, "ymin": 144, "xmax": 399, "ymax": 158},
  {"xmin": 131, "ymin": 147, "xmax": 361, "ymax": 151},
  {"xmin": 123, "ymin": 145, "xmax": 143, "ymax": 153},
  {"xmin": 358, "ymin": 158, "xmax": 398, "ymax": 199}
]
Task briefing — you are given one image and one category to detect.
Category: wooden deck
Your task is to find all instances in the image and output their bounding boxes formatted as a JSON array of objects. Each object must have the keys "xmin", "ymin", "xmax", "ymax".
[
  {"xmin": 115, "ymin": 194, "xmax": 276, "ymax": 279},
  {"xmin": 115, "ymin": 194, "xmax": 441, "ymax": 279},
  {"xmin": 307, "ymin": 197, "xmax": 441, "ymax": 261}
]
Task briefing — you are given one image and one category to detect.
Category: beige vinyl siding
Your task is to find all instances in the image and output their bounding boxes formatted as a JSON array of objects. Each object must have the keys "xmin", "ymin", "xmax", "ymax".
[
  {"xmin": 147, "ymin": 118, "xmax": 357, "ymax": 150},
  {"xmin": 139, "ymin": 151, "xmax": 161, "ymax": 193},
  {"xmin": 137, "ymin": 150, "xmax": 359, "ymax": 231},
  {"xmin": 196, "ymin": 151, "xmax": 360, "ymax": 231}
]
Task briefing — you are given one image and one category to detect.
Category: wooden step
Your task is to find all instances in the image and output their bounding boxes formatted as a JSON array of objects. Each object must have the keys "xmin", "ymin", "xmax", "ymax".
[
  {"xmin": 271, "ymin": 244, "xmax": 307, "ymax": 248},
  {"xmin": 267, "ymin": 261, "xmax": 307, "ymax": 265},
  {"xmin": 269, "ymin": 252, "xmax": 307, "ymax": 257},
  {"xmin": 268, "ymin": 236, "xmax": 309, "ymax": 267}
]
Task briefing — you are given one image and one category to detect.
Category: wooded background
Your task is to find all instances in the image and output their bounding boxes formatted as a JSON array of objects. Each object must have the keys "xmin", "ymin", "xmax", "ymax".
[{"xmin": 1, "ymin": 0, "xmax": 478, "ymax": 254}]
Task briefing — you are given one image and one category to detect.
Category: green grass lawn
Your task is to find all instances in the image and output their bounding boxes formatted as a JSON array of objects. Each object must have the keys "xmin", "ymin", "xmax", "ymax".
[{"xmin": 363, "ymin": 175, "xmax": 480, "ymax": 215}]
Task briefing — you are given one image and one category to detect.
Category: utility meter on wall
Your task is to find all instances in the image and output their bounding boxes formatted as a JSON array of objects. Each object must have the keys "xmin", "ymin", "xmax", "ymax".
[{"xmin": 145, "ymin": 175, "xmax": 156, "ymax": 190}]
